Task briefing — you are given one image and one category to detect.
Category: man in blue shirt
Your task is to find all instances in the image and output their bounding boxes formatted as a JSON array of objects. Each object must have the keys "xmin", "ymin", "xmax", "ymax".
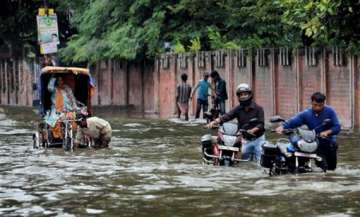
[
  {"xmin": 276, "ymin": 92, "xmax": 341, "ymax": 170},
  {"xmin": 191, "ymin": 72, "xmax": 213, "ymax": 119}
]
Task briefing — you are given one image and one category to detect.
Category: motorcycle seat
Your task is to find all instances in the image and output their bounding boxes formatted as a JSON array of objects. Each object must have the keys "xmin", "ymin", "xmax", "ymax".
[{"xmin": 218, "ymin": 145, "xmax": 239, "ymax": 152}]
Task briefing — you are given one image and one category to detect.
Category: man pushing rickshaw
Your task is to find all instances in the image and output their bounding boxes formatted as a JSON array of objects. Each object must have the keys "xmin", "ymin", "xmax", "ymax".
[{"xmin": 33, "ymin": 66, "xmax": 111, "ymax": 151}]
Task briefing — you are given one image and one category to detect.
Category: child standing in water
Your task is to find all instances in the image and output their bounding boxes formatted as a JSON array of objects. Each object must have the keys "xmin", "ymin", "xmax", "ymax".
[{"xmin": 176, "ymin": 73, "xmax": 192, "ymax": 121}]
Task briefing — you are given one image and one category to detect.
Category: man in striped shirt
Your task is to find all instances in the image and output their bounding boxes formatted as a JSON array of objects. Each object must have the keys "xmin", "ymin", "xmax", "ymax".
[{"xmin": 176, "ymin": 73, "xmax": 192, "ymax": 121}]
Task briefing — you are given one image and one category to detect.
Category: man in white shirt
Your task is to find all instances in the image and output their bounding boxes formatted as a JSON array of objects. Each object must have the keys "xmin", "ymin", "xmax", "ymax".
[{"xmin": 75, "ymin": 116, "xmax": 112, "ymax": 148}]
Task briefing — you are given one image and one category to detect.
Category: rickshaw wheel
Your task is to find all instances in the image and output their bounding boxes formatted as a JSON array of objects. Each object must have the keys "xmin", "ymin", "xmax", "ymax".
[
  {"xmin": 63, "ymin": 136, "xmax": 72, "ymax": 151},
  {"xmin": 33, "ymin": 132, "xmax": 40, "ymax": 149}
]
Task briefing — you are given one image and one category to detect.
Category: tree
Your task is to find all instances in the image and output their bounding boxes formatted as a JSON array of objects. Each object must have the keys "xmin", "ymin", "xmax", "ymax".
[
  {"xmin": 0, "ymin": 0, "xmax": 73, "ymax": 57},
  {"xmin": 277, "ymin": 0, "xmax": 360, "ymax": 51},
  {"xmin": 3, "ymin": 0, "xmax": 360, "ymax": 61}
]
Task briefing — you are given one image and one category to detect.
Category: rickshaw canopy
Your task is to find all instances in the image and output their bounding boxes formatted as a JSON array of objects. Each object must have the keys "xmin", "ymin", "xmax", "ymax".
[
  {"xmin": 39, "ymin": 66, "xmax": 93, "ymax": 115},
  {"xmin": 41, "ymin": 66, "xmax": 90, "ymax": 75}
]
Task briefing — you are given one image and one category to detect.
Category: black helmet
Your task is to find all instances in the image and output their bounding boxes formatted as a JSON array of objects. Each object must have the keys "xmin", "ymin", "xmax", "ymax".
[{"xmin": 236, "ymin": 83, "xmax": 252, "ymax": 102}]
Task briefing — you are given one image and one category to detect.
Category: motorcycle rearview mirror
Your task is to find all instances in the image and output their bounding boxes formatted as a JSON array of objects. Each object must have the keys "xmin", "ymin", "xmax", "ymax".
[
  {"xmin": 322, "ymin": 118, "xmax": 331, "ymax": 126},
  {"xmin": 249, "ymin": 118, "xmax": 258, "ymax": 123},
  {"xmin": 269, "ymin": 115, "xmax": 285, "ymax": 123}
]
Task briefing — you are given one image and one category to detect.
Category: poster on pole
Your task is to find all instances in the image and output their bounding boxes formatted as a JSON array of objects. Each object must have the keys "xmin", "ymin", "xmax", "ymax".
[
  {"xmin": 36, "ymin": 15, "xmax": 60, "ymax": 46},
  {"xmin": 40, "ymin": 42, "xmax": 58, "ymax": 54}
]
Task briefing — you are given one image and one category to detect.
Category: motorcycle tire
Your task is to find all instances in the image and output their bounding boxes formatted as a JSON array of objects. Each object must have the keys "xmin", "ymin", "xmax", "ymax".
[
  {"xmin": 315, "ymin": 154, "xmax": 328, "ymax": 172},
  {"xmin": 224, "ymin": 159, "xmax": 231, "ymax": 167},
  {"xmin": 213, "ymin": 158, "xmax": 220, "ymax": 166},
  {"xmin": 319, "ymin": 159, "xmax": 328, "ymax": 173}
]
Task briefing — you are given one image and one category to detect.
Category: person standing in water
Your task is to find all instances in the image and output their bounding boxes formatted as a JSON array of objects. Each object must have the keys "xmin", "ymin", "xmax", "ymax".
[{"xmin": 176, "ymin": 73, "xmax": 192, "ymax": 121}]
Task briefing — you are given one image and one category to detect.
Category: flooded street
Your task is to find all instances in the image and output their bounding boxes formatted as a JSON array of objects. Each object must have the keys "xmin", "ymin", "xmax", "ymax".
[{"xmin": 1, "ymin": 116, "xmax": 360, "ymax": 217}]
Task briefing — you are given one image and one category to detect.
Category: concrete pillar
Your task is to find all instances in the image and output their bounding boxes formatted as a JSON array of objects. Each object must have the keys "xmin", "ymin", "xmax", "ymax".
[
  {"xmin": 232, "ymin": 49, "xmax": 253, "ymax": 108},
  {"xmin": 275, "ymin": 48, "xmax": 299, "ymax": 118},
  {"xmin": 128, "ymin": 63, "xmax": 144, "ymax": 113},
  {"xmin": 327, "ymin": 49, "xmax": 353, "ymax": 129},
  {"xmin": 97, "ymin": 60, "xmax": 112, "ymax": 105},
  {"xmin": 111, "ymin": 60, "xmax": 127, "ymax": 106},
  {"xmin": 300, "ymin": 48, "xmax": 323, "ymax": 110},
  {"xmin": 254, "ymin": 48, "xmax": 276, "ymax": 121},
  {"xmin": 153, "ymin": 58, "xmax": 160, "ymax": 116},
  {"xmin": 158, "ymin": 54, "xmax": 177, "ymax": 118}
]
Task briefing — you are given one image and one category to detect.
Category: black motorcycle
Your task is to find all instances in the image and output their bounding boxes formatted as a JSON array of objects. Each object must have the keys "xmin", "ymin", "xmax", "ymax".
[
  {"xmin": 201, "ymin": 118, "xmax": 259, "ymax": 166},
  {"xmin": 261, "ymin": 116, "xmax": 331, "ymax": 176}
]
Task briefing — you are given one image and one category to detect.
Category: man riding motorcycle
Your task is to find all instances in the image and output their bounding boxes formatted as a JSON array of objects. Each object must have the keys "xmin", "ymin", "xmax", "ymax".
[
  {"xmin": 208, "ymin": 83, "xmax": 266, "ymax": 161},
  {"xmin": 276, "ymin": 92, "xmax": 341, "ymax": 170}
]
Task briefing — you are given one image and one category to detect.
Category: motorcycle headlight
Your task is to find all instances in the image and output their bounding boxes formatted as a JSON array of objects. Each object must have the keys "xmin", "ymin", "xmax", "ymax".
[{"xmin": 297, "ymin": 139, "xmax": 318, "ymax": 153}]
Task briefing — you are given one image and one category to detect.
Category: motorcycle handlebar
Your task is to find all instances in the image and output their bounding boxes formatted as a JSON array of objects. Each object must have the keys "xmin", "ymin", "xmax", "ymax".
[
  {"xmin": 277, "ymin": 128, "xmax": 332, "ymax": 140},
  {"xmin": 237, "ymin": 129, "xmax": 256, "ymax": 137}
]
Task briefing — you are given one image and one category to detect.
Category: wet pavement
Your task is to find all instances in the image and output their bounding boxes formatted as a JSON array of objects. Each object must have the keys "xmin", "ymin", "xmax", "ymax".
[{"xmin": 0, "ymin": 114, "xmax": 360, "ymax": 217}]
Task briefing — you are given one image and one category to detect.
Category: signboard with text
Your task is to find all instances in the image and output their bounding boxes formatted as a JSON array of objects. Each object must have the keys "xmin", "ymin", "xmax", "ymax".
[{"xmin": 37, "ymin": 12, "xmax": 59, "ymax": 54}]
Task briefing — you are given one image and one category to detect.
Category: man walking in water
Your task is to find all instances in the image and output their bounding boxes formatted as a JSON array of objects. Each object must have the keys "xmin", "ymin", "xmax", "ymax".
[
  {"xmin": 210, "ymin": 70, "xmax": 228, "ymax": 115},
  {"xmin": 276, "ymin": 92, "xmax": 341, "ymax": 170},
  {"xmin": 191, "ymin": 72, "xmax": 213, "ymax": 119},
  {"xmin": 208, "ymin": 83, "xmax": 265, "ymax": 161},
  {"xmin": 176, "ymin": 73, "xmax": 192, "ymax": 121}
]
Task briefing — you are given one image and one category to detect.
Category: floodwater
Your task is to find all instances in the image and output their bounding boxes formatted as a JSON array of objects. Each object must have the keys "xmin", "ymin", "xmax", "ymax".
[{"xmin": 0, "ymin": 116, "xmax": 360, "ymax": 217}]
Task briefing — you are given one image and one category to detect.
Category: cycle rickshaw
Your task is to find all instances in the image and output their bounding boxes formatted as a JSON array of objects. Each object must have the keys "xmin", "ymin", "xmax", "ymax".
[{"xmin": 32, "ymin": 66, "xmax": 93, "ymax": 151}]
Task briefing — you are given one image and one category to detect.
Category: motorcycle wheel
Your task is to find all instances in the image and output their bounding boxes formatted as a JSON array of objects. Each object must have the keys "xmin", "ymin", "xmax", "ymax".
[
  {"xmin": 213, "ymin": 158, "xmax": 220, "ymax": 166},
  {"xmin": 318, "ymin": 159, "xmax": 328, "ymax": 173},
  {"xmin": 224, "ymin": 159, "xmax": 231, "ymax": 167}
]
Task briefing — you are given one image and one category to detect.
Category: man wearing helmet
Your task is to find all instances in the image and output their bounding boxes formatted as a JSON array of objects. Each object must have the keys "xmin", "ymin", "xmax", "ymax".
[{"xmin": 208, "ymin": 83, "xmax": 266, "ymax": 161}]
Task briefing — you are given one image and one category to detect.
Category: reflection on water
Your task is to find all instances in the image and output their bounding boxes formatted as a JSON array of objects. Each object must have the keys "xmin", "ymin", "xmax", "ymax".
[{"xmin": 0, "ymin": 118, "xmax": 359, "ymax": 217}]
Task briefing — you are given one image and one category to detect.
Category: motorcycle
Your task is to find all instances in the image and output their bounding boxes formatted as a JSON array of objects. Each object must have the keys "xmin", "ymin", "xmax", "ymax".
[
  {"xmin": 260, "ymin": 116, "xmax": 331, "ymax": 176},
  {"xmin": 201, "ymin": 118, "xmax": 259, "ymax": 166}
]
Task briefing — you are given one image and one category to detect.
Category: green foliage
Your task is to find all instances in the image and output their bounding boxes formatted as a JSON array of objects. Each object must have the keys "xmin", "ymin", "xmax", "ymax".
[
  {"xmin": 207, "ymin": 28, "xmax": 239, "ymax": 49},
  {"xmin": 188, "ymin": 37, "xmax": 201, "ymax": 52},
  {"xmin": 4, "ymin": 0, "xmax": 360, "ymax": 61},
  {"xmin": 173, "ymin": 40, "xmax": 186, "ymax": 54},
  {"xmin": 0, "ymin": 0, "xmax": 46, "ymax": 56},
  {"xmin": 207, "ymin": 28, "xmax": 224, "ymax": 50},
  {"xmin": 276, "ymin": 0, "xmax": 358, "ymax": 47}
]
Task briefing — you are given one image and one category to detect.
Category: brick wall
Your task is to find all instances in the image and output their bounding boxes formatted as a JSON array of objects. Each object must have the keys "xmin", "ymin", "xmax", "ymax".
[
  {"xmin": 0, "ymin": 58, "xmax": 32, "ymax": 106},
  {"xmin": 253, "ymin": 49, "xmax": 275, "ymax": 120},
  {"xmin": 152, "ymin": 48, "xmax": 358, "ymax": 130},
  {"xmin": 158, "ymin": 54, "xmax": 177, "ymax": 118},
  {"xmin": 1, "ymin": 48, "xmax": 360, "ymax": 130},
  {"xmin": 276, "ymin": 50, "xmax": 298, "ymax": 119},
  {"xmin": 355, "ymin": 56, "xmax": 360, "ymax": 129},
  {"xmin": 326, "ymin": 52, "xmax": 353, "ymax": 128}
]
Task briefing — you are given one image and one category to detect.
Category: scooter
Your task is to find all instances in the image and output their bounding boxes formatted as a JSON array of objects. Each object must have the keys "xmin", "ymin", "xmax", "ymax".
[
  {"xmin": 261, "ymin": 116, "xmax": 331, "ymax": 176},
  {"xmin": 201, "ymin": 118, "xmax": 259, "ymax": 166}
]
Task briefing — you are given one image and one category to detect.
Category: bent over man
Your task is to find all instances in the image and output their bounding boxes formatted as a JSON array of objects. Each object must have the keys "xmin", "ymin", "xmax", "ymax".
[{"xmin": 75, "ymin": 116, "xmax": 112, "ymax": 149}]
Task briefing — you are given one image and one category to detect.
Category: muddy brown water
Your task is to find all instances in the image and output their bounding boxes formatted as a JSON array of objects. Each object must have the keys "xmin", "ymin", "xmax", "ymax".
[{"xmin": 0, "ymin": 117, "xmax": 359, "ymax": 217}]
